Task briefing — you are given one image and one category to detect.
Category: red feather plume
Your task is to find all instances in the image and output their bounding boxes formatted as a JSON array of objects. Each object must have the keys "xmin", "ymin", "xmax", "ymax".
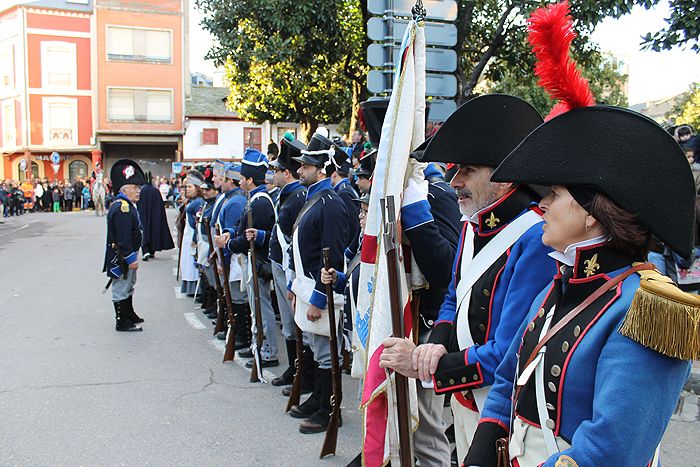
[{"xmin": 527, "ymin": 1, "xmax": 595, "ymax": 120}]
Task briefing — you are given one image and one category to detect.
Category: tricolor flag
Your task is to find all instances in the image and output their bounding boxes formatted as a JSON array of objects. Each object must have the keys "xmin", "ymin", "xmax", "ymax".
[{"xmin": 356, "ymin": 19, "xmax": 426, "ymax": 467}]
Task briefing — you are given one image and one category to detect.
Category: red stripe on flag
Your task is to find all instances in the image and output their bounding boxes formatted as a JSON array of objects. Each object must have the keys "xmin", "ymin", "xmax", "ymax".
[
  {"xmin": 361, "ymin": 234, "xmax": 379, "ymax": 264},
  {"xmin": 362, "ymin": 346, "xmax": 389, "ymax": 466}
]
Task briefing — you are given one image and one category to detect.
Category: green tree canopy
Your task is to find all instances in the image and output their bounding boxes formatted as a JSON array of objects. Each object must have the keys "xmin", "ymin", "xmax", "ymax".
[{"xmin": 666, "ymin": 82, "xmax": 700, "ymax": 130}]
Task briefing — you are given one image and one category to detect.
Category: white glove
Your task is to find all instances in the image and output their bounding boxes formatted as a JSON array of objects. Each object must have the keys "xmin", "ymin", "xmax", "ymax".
[{"xmin": 402, "ymin": 159, "xmax": 429, "ymax": 208}]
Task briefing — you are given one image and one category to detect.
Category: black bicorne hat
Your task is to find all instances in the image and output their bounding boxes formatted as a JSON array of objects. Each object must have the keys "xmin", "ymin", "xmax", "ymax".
[
  {"xmin": 359, "ymin": 99, "xmax": 389, "ymax": 149},
  {"xmin": 292, "ymin": 133, "xmax": 345, "ymax": 171},
  {"xmin": 418, "ymin": 94, "xmax": 543, "ymax": 166},
  {"xmin": 355, "ymin": 148, "xmax": 377, "ymax": 177},
  {"xmin": 492, "ymin": 106, "xmax": 696, "ymax": 258},
  {"xmin": 270, "ymin": 136, "xmax": 306, "ymax": 173},
  {"xmin": 110, "ymin": 159, "xmax": 146, "ymax": 194}
]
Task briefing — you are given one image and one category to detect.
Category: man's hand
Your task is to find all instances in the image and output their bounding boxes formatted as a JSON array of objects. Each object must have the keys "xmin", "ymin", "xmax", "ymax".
[
  {"xmin": 214, "ymin": 232, "xmax": 230, "ymax": 249},
  {"xmin": 245, "ymin": 228, "xmax": 257, "ymax": 242},
  {"xmin": 306, "ymin": 304, "xmax": 323, "ymax": 322},
  {"xmin": 287, "ymin": 291, "xmax": 296, "ymax": 309},
  {"xmin": 129, "ymin": 261, "xmax": 139, "ymax": 270},
  {"xmin": 321, "ymin": 267, "xmax": 337, "ymax": 285},
  {"xmin": 379, "ymin": 337, "xmax": 419, "ymax": 378},
  {"xmin": 217, "ymin": 265, "xmax": 223, "ymax": 275},
  {"xmin": 413, "ymin": 343, "xmax": 447, "ymax": 382}
]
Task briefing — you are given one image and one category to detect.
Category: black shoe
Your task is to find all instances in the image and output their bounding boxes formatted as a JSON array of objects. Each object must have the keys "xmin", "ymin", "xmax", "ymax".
[
  {"xmin": 281, "ymin": 384, "xmax": 313, "ymax": 397},
  {"xmin": 142, "ymin": 252, "xmax": 152, "ymax": 261},
  {"xmin": 234, "ymin": 338, "xmax": 250, "ymax": 350},
  {"xmin": 114, "ymin": 300, "xmax": 142, "ymax": 332},
  {"xmin": 271, "ymin": 366, "xmax": 295, "ymax": 386},
  {"xmin": 238, "ymin": 348, "xmax": 253, "ymax": 359},
  {"xmin": 216, "ymin": 331, "xmax": 226, "ymax": 341},
  {"xmin": 205, "ymin": 310, "xmax": 217, "ymax": 319},
  {"xmin": 245, "ymin": 359, "xmax": 279, "ymax": 369},
  {"xmin": 299, "ymin": 410, "xmax": 342, "ymax": 434},
  {"xmin": 289, "ymin": 400, "xmax": 319, "ymax": 419}
]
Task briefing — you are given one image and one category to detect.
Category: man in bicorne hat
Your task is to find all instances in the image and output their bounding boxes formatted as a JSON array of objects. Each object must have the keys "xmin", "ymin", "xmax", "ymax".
[{"xmin": 103, "ymin": 159, "xmax": 147, "ymax": 332}]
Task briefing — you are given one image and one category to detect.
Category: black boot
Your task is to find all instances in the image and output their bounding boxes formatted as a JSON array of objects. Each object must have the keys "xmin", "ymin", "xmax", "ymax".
[
  {"xmin": 125, "ymin": 295, "xmax": 144, "ymax": 323},
  {"xmin": 289, "ymin": 363, "xmax": 321, "ymax": 419},
  {"xmin": 272, "ymin": 339, "xmax": 297, "ymax": 386},
  {"xmin": 299, "ymin": 368, "xmax": 341, "ymax": 434},
  {"xmin": 234, "ymin": 303, "xmax": 252, "ymax": 349},
  {"xmin": 301, "ymin": 345, "xmax": 316, "ymax": 393},
  {"xmin": 114, "ymin": 300, "xmax": 142, "ymax": 332}
]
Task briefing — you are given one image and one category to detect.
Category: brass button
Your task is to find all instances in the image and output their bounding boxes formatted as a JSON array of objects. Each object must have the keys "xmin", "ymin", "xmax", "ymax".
[
  {"xmin": 461, "ymin": 376, "xmax": 467, "ymax": 383},
  {"xmin": 548, "ymin": 382, "xmax": 557, "ymax": 392},
  {"xmin": 472, "ymin": 374, "xmax": 479, "ymax": 381},
  {"xmin": 528, "ymin": 322, "xmax": 536, "ymax": 332},
  {"xmin": 480, "ymin": 306, "xmax": 487, "ymax": 311},
  {"xmin": 482, "ymin": 288, "xmax": 491, "ymax": 297},
  {"xmin": 546, "ymin": 403, "xmax": 555, "ymax": 411},
  {"xmin": 437, "ymin": 381, "xmax": 442, "ymax": 387},
  {"xmin": 449, "ymin": 378, "xmax": 455, "ymax": 385},
  {"xmin": 545, "ymin": 419, "xmax": 556, "ymax": 430},
  {"xmin": 478, "ymin": 323, "xmax": 486, "ymax": 332},
  {"xmin": 537, "ymin": 308, "xmax": 545, "ymax": 318},
  {"xmin": 574, "ymin": 325, "xmax": 581, "ymax": 337},
  {"xmin": 561, "ymin": 341, "xmax": 570, "ymax": 353},
  {"xmin": 551, "ymin": 365, "xmax": 561, "ymax": 377}
]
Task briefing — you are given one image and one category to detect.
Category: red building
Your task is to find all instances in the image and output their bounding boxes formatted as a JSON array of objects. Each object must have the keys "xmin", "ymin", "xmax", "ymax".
[{"xmin": 0, "ymin": 0, "xmax": 97, "ymax": 182}]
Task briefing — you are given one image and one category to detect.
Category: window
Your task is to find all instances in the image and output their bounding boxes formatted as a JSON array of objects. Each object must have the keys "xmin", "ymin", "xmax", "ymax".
[
  {"xmin": 107, "ymin": 88, "xmax": 173, "ymax": 123},
  {"xmin": 43, "ymin": 97, "xmax": 77, "ymax": 146},
  {"xmin": 2, "ymin": 100, "xmax": 16, "ymax": 147},
  {"xmin": 0, "ymin": 45, "xmax": 14, "ymax": 88},
  {"xmin": 69, "ymin": 160, "xmax": 88, "ymax": 181},
  {"xmin": 243, "ymin": 127, "xmax": 262, "ymax": 152},
  {"xmin": 41, "ymin": 41, "xmax": 76, "ymax": 88},
  {"xmin": 107, "ymin": 26, "xmax": 171, "ymax": 63},
  {"xmin": 202, "ymin": 128, "xmax": 218, "ymax": 145},
  {"xmin": 277, "ymin": 128, "xmax": 297, "ymax": 143}
]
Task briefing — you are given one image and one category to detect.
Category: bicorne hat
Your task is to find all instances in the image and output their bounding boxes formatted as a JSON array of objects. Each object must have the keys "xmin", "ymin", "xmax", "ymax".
[
  {"xmin": 110, "ymin": 159, "xmax": 146, "ymax": 194},
  {"xmin": 355, "ymin": 149, "xmax": 377, "ymax": 178},
  {"xmin": 292, "ymin": 133, "xmax": 345, "ymax": 172},
  {"xmin": 417, "ymin": 94, "xmax": 543, "ymax": 167}
]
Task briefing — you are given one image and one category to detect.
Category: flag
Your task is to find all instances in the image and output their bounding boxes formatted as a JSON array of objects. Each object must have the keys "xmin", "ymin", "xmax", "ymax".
[{"xmin": 356, "ymin": 19, "xmax": 426, "ymax": 467}]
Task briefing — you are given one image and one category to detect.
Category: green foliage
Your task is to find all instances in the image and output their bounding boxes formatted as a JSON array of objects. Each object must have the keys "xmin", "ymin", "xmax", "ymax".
[
  {"xmin": 641, "ymin": 0, "xmax": 700, "ymax": 53},
  {"xmin": 666, "ymin": 82, "xmax": 700, "ymax": 129},
  {"xmin": 196, "ymin": 0, "xmax": 365, "ymax": 140}
]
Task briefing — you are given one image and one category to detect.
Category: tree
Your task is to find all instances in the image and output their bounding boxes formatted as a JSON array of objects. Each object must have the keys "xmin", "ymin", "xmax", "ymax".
[
  {"xmin": 641, "ymin": 0, "xmax": 700, "ymax": 53},
  {"xmin": 196, "ymin": 0, "xmax": 366, "ymax": 141},
  {"xmin": 666, "ymin": 82, "xmax": 700, "ymax": 129}
]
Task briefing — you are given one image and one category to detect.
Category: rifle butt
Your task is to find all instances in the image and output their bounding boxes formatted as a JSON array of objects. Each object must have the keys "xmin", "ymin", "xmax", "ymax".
[
  {"xmin": 285, "ymin": 329, "xmax": 305, "ymax": 412},
  {"xmin": 213, "ymin": 299, "xmax": 225, "ymax": 335},
  {"xmin": 249, "ymin": 358, "xmax": 261, "ymax": 383},
  {"xmin": 223, "ymin": 328, "xmax": 235, "ymax": 362},
  {"xmin": 319, "ymin": 408, "xmax": 341, "ymax": 458}
]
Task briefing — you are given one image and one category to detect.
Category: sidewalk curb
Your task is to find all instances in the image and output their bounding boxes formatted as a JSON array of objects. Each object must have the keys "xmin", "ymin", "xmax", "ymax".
[{"xmin": 685, "ymin": 366, "xmax": 700, "ymax": 395}]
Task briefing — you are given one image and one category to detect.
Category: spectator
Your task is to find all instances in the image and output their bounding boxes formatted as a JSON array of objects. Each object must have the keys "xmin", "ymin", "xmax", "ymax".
[
  {"xmin": 63, "ymin": 180, "xmax": 75, "ymax": 211},
  {"xmin": 81, "ymin": 184, "xmax": 91, "ymax": 210},
  {"xmin": 41, "ymin": 181, "xmax": 51, "ymax": 212},
  {"xmin": 51, "ymin": 186, "xmax": 61, "ymax": 213},
  {"xmin": 348, "ymin": 130, "xmax": 365, "ymax": 161},
  {"xmin": 159, "ymin": 178, "xmax": 170, "ymax": 203},
  {"xmin": 34, "ymin": 180, "xmax": 44, "ymax": 212},
  {"xmin": 74, "ymin": 177, "xmax": 84, "ymax": 210},
  {"xmin": 0, "ymin": 181, "xmax": 7, "ymax": 221}
]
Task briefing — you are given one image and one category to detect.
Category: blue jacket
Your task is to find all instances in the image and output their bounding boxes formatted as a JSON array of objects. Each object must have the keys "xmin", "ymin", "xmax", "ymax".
[
  {"xmin": 269, "ymin": 181, "xmax": 306, "ymax": 265},
  {"xmin": 465, "ymin": 242, "xmax": 691, "ymax": 467},
  {"xmin": 213, "ymin": 188, "xmax": 246, "ymax": 265},
  {"xmin": 292, "ymin": 178, "xmax": 349, "ymax": 309},
  {"xmin": 334, "ymin": 178, "xmax": 360, "ymax": 248},
  {"xmin": 185, "ymin": 197, "xmax": 205, "ymax": 243},
  {"xmin": 224, "ymin": 184, "xmax": 275, "ymax": 263},
  {"xmin": 103, "ymin": 194, "xmax": 142, "ymax": 278},
  {"xmin": 428, "ymin": 187, "xmax": 557, "ymax": 395}
]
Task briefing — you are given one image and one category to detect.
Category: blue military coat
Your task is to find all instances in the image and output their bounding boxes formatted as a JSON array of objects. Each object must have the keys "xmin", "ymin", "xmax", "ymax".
[{"xmin": 103, "ymin": 193, "xmax": 142, "ymax": 278}]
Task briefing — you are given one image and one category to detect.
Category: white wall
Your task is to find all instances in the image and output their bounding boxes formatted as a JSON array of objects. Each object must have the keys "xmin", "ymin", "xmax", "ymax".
[{"xmin": 183, "ymin": 118, "xmax": 263, "ymax": 160}]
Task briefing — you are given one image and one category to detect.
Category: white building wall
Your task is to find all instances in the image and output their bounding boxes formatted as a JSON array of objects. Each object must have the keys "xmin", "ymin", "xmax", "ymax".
[{"xmin": 183, "ymin": 118, "xmax": 264, "ymax": 160}]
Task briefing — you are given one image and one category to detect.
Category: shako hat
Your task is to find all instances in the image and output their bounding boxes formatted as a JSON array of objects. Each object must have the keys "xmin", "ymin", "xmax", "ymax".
[
  {"xmin": 213, "ymin": 160, "xmax": 225, "ymax": 177},
  {"xmin": 355, "ymin": 148, "xmax": 377, "ymax": 177},
  {"xmin": 270, "ymin": 133, "xmax": 305, "ymax": 173},
  {"xmin": 293, "ymin": 133, "xmax": 345, "ymax": 172},
  {"xmin": 110, "ymin": 159, "xmax": 146, "ymax": 194},
  {"xmin": 359, "ymin": 99, "xmax": 389, "ymax": 148},
  {"xmin": 492, "ymin": 106, "xmax": 696, "ymax": 257},
  {"xmin": 224, "ymin": 162, "xmax": 241, "ymax": 181},
  {"xmin": 240, "ymin": 148, "xmax": 269, "ymax": 181},
  {"xmin": 418, "ymin": 94, "xmax": 543, "ymax": 166}
]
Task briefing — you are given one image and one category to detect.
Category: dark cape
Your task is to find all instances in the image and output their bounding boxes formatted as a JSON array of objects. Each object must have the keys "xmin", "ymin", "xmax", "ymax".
[{"xmin": 137, "ymin": 183, "xmax": 175, "ymax": 252}]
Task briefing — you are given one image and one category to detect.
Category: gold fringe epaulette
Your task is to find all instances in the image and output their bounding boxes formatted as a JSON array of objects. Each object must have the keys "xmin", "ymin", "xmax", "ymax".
[{"xmin": 619, "ymin": 264, "xmax": 700, "ymax": 360}]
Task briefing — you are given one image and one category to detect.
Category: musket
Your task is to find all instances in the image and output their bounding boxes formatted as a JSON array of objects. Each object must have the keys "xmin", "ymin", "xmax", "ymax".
[
  {"xmin": 215, "ymin": 224, "xmax": 239, "ymax": 363},
  {"xmin": 320, "ymin": 247, "xmax": 343, "ymax": 459},
  {"xmin": 285, "ymin": 324, "xmax": 305, "ymax": 412},
  {"xmin": 382, "ymin": 195, "xmax": 414, "ymax": 467},
  {"xmin": 103, "ymin": 242, "xmax": 127, "ymax": 293},
  {"xmin": 247, "ymin": 192, "xmax": 265, "ymax": 383},
  {"xmin": 203, "ymin": 217, "xmax": 226, "ymax": 336}
]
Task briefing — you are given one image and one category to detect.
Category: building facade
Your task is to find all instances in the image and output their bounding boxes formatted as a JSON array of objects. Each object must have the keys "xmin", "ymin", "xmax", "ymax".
[
  {"xmin": 94, "ymin": 0, "xmax": 186, "ymax": 178},
  {"xmin": 0, "ymin": 0, "xmax": 96, "ymax": 182}
]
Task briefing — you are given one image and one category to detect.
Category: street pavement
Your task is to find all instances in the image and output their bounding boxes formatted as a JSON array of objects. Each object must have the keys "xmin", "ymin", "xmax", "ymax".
[{"xmin": 1, "ymin": 210, "xmax": 699, "ymax": 466}]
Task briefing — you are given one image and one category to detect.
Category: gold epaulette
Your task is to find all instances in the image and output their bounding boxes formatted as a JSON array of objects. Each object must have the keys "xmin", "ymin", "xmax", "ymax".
[
  {"xmin": 619, "ymin": 263, "xmax": 700, "ymax": 360},
  {"xmin": 120, "ymin": 199, "xmax": 130, "ymax": 213}
]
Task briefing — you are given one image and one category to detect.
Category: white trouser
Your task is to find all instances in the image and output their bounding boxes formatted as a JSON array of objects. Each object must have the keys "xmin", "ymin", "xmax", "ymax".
[
  {"xmin": 509, "ymin": 416, "xmax": 571, "ymax": 467},
  {"xmin": 451, "ymin": 393, "xmax": 481, "ymax": 462}
]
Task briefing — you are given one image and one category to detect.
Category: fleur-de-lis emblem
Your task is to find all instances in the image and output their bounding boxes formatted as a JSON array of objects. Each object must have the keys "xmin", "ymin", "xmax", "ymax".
[
  {"xmin": 583, "ymin": 254, "xmax": 600, "ymax": 277},
  {"xmin": 485, "ymin": 212, "xmax": 500, "ymax": 229}
]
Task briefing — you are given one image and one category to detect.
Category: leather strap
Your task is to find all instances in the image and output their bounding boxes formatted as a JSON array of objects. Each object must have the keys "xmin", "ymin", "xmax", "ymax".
[
  {"xmin": 518, "ymin": 262, "xmax": 654, "ymax": 380},
  {"xmin": 292, "ymin": 189, "xmax": 332, "ymax": 232}
]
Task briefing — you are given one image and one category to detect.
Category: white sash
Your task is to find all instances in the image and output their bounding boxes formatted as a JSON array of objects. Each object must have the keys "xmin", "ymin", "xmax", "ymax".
[
  {"xmin": 276, "ymin": 223, "xmax": 292, "ymax": 271},
  {"xmin": 455, "ymin": 209, "xmax": 542, "ymax": 411},
  {"xmin": 291, "ymin": 216, "xmax": 344, "ymax": 337},
  {"xmin": 245, "ymin": 190, "xmax": 276, "ymax": 283}
]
